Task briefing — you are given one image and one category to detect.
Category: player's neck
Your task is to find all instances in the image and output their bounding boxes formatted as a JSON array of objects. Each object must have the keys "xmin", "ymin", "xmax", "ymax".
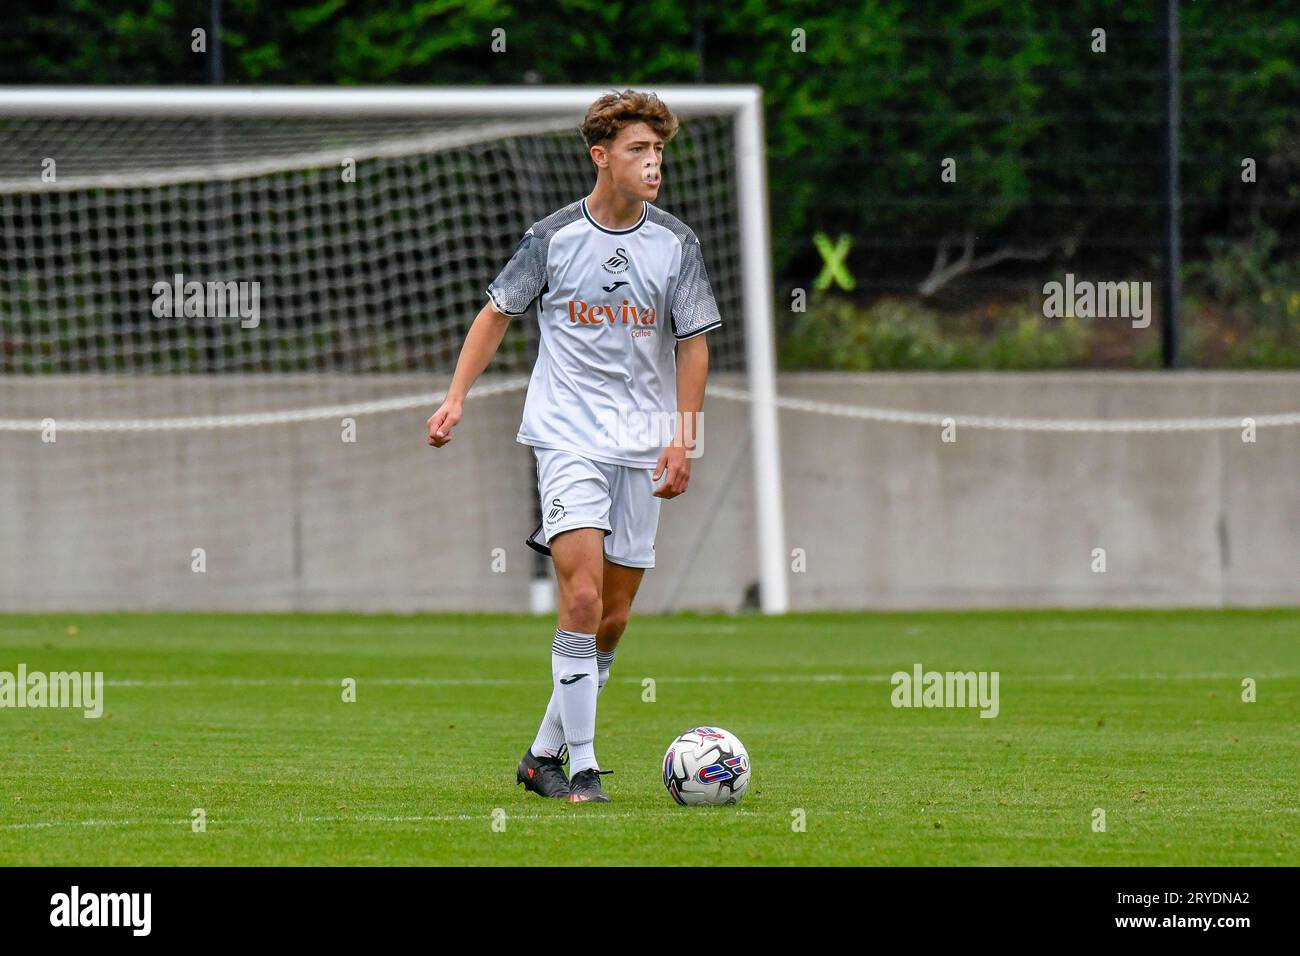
[{"xmin": 584, "ymin": 183, "xmax": 645, "ymax": 231}]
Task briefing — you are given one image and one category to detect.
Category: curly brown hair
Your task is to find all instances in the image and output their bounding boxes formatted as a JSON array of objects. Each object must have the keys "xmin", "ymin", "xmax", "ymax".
[{"xmin": 580, "ymin": 89, "xmax": 679, "ymax": 152}]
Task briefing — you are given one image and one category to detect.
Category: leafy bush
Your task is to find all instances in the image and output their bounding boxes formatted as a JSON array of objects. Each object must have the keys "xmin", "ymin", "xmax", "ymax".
[
  {"xmin": 781, "ymin": 293, "xmax": 1090, "ymax": 370},
  {"xmin": 1189, "ymin": 227, "xmax": 1300, "ymax": 333}
]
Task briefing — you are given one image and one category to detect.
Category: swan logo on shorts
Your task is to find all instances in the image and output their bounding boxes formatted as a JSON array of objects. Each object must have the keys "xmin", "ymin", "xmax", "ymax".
[{"xmin": 546, "ymin": 497, "xmax": 566, "ymax": 525}]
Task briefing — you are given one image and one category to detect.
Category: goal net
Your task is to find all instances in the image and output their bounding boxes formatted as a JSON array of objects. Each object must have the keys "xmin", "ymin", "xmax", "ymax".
[{"xmin": 0, "ymin": 88, "xmax": 786, "ymax": 613}]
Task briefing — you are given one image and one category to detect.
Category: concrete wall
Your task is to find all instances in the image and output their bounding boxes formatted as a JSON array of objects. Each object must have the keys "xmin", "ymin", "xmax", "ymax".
[{"xmin": 1, "ymin": 371, "xmax": 1297, "ymax": 611}]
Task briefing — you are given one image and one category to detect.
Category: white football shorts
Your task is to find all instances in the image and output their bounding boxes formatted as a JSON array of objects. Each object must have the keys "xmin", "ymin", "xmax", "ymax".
[{"xmin": 525, "ymin": 447, "xmax": 663, "ymax": 569}]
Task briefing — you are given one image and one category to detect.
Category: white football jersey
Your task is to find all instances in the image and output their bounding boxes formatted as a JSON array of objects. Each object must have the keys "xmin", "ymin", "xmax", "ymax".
[{"xmin": 487, "ymin": 197, "xmax": 722, "ymax": 468}]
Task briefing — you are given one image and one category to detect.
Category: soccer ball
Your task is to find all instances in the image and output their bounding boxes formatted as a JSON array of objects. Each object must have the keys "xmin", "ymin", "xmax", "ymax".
[{"xmin": 662, "ymin": 726, "xmax": 751, "ymax": 805}]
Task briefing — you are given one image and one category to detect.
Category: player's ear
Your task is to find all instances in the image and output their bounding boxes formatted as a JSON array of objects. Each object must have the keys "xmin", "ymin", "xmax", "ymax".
[{"xmin": 590, "ymin": 144, "xmax": 607, "ymax": 169}]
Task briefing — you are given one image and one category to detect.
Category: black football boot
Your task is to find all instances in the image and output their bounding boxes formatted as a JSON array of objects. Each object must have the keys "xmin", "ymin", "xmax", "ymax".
[
  {"xmin": 516, "ymin": 744, "xmax": 570, "ymax": 799},
  {"xmin": 566, "ymin": 767, "xmax": 613, "ymax": 803}
]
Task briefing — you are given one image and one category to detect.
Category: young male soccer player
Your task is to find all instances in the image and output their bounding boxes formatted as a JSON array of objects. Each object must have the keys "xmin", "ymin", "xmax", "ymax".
[{"xmin": 426, "ymin": 90, "xmax": 721, "ymax": 803}]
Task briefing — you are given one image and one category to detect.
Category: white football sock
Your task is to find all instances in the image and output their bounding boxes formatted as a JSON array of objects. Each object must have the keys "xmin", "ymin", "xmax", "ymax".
[
  {"xmin": 530, "ymin": 693, "xmax": 567, "ymax": 760},
  {"xmin": 597, "ymin": 648, "xmax": 616, "ymax": 692},
  {"xmin": 550, "ymin": 628, "xmax": 599, "ymax": 774},
  {"xmin": 532, "ymin": 646, "xmax": 616, "ymax": 760}
]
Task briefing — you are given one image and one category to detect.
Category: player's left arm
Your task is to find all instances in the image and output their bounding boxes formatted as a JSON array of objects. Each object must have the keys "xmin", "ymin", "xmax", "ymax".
[
  {"xmin": 653, "ymin": 334, "xmax": 707, "ymax": 499},
  {"xmin": 655, "ymin": 228, "xmax": 720, "ymax": 499}
]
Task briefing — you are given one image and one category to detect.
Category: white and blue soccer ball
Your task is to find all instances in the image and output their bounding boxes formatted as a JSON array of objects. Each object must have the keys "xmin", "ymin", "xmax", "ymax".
[{"xmin": 662, "ymin": 726, "xmax": 751, "ymax": 806}]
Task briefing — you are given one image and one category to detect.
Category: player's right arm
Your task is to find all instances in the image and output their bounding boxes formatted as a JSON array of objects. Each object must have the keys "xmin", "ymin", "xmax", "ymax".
[
  {"xmin": 429, "ymin": 224, "xmax": 547, "ymax": 448},
  {"xmin": 426, "ymin": 299, "xmax": 511, "ymax": 448}
]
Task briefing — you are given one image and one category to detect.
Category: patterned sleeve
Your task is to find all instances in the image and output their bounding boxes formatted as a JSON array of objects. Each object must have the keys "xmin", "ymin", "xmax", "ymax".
[
  {"xmin": 486, "ymin": 226, "xmax": 547, "ymax": 316},
  {"xmin": 671, "ymin": 231, "xmax": 723, "ymax": 340}
]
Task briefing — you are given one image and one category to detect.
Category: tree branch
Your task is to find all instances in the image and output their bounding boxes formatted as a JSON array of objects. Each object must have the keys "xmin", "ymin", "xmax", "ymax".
[{"xmin": 918, "ymin": 230, "xmax": 1076, "ymax": 298}]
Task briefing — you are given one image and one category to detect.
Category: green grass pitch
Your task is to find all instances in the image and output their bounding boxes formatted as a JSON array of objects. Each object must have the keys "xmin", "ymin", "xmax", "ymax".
[{"xmin": 1, "ymin": 609, "xmax": 1296, "ymax": 866}]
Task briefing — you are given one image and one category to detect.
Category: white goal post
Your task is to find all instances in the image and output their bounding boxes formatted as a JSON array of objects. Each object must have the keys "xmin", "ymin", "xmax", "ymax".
[{"xmin": 0, "ymin": 86, "xmax": 789, "ymax": 613}]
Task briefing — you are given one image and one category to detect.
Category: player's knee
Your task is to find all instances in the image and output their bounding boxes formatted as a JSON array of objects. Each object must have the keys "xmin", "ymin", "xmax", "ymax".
[
  {"xmin": 599, "ymin": 607, "xmax": 629, "ymax": 642},
  {"xmin": 563, "ymin": 583, "xmax": 602, "ymax": 630}
]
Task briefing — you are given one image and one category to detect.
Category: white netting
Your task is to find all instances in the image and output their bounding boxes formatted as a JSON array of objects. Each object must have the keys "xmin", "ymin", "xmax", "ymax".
[{"xmin": 0, "ymin": 111, "xmax": 746, "ymax": 385}]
